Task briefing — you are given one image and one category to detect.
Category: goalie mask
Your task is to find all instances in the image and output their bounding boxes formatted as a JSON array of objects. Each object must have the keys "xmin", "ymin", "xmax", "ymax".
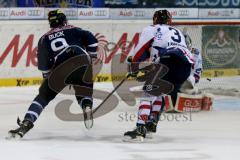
[
  {"xmin": 153, "ymin": 10, "xmax": 172, "ymax": 25},
  {"xmin": 48, "ymin": 9, "xmax": 67, "ymax": 28}
]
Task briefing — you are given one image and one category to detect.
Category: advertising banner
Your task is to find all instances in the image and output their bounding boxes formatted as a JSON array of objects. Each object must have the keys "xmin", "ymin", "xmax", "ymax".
[
  {"xmin": 9, "ymin": 7, "xmax": 44, "ymax": 19},
  {"xmin": 0, "ymin": 8, "xmax": 9, "ymax": 19},
  {"xmin": 156, "ymin": 8, "xmax": 199, "ymax": 19},
  {"xmin": 111, "ymin": 8, "xmax": 154, "ymax": 19},
  {"xmin": 44, "ymin": 8, "xmax": 78, "ymax": 20},
  {"xmin": 132, "ymin": 8, "xmax": 154, "ymax": 19},
  {"xmin": 202, "ymin": 26, "xmax": 240, "ymax": 72},
  {"xmin": 175, "ymin": 0, "xmax": 240, "ymax": 8},
  {"xmin": 2, "ymin": 8, "xmax": 240, "ymax": 20},
  {"xmin": 0, "ymin": 20, "xmax": 148, "ymax": 86},
  {"xmin": 77, "ymin": 8, "xmax": 109, "ymax": 19},
  {"xmin": 0, "ymin": 20, "xmax": 240, "ymax": 86},
  {"xmin": 199, "ymin": 8, "xmax": 239, "ymax": 18}
]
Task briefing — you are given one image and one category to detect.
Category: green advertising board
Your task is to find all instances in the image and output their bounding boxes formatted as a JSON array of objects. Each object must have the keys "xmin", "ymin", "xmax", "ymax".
[{"xmin": 202, "ymin": 26, "xmax": 240, "ymax": 70}]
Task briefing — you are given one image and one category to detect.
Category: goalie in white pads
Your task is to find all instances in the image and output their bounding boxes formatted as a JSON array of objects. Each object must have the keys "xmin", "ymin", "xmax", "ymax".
[
  {"xmin": 180, "ymin": 34, "xmax": 203, "ymax": 94},
  {"xmin": 123, "ymin": 10, "xmax": 194, "ymax": 142},
  {"xmin": 172, "ymin": 34, "xmax": 213, "ymax": 112}
]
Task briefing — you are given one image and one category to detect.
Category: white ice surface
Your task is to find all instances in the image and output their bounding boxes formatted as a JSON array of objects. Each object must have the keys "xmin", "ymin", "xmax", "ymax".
[{"xmin": 0, "ymin": 83, "xmax": 240, "ymax": 160}]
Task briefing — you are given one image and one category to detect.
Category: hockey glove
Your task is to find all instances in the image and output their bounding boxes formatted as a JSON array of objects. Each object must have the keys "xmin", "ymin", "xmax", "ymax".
[
  {"xmin": 42, "ymin": 71, "xmax": 51, "ymax": 79},
  {"xmin": 128, "ymin": 70, "xmax": 145, "ymax": 79},
  {"xmin": 127, "ymin": 56, "xmax": 139, "ymax": 78}
]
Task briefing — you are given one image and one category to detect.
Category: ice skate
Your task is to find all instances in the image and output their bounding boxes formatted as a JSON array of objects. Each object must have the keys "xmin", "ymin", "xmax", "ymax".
[
  {"xmin": 123, "ymin": 124, "xmax": 147, "ymax": 142},
  {"xmin": 7, "ymin": 118, "xmax": 34, "ymax": 140},
  {"xmin": 82, "ymin": 98, "xmax": 94, "ymax": 129},
  {"xmin": 145, "ymin": 120, "xmax": 158, "ymax": 139}
]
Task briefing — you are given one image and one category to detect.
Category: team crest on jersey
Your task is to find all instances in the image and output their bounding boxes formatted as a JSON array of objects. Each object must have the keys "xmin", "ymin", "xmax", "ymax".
[{"xmin": 155, "ymin": 28, "xmax": 163, "ymax": 40}]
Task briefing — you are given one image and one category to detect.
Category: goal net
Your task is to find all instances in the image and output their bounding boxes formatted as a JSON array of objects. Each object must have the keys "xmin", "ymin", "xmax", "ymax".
[{"xmin": 173, "ymin": 21, "xmax": 240, "ymax": 97}]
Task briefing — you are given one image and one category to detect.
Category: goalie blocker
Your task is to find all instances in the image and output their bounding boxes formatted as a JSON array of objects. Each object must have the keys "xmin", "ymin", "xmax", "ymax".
[{"xmin": 164, "ymin": 93, "xmax": 214, "ymax": 113}]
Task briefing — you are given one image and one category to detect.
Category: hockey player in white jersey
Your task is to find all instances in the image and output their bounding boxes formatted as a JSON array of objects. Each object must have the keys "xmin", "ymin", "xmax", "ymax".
[
  {"xmin": 123, "ymin": 10, "xmax": 194, "ymax": 142},
  {"xmin": 180, "ymin": 34, "xmax": 203, "ymax": 94}
]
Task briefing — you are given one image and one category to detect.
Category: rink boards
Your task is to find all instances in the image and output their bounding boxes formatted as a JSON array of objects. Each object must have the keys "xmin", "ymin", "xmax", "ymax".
[{"xmin": 0, "ymin": 20, "xmax": 240, "ymax": 87}]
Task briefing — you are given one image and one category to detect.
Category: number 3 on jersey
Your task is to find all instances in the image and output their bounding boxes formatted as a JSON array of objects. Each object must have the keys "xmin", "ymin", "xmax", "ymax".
[
  {"xmin": 169, "ymin": 27, "xmax": 181, "ymax": 43},
  {"xmin": 51, "ymin": 38, "xmax": 69, "ymax": 52}
]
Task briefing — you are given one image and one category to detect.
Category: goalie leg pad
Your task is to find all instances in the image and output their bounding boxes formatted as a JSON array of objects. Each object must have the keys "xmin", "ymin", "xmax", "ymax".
[
  {"xmin": 164, "ymin": 93, "xmax": 214, "ymax": 112},
  {"xmin": 202, "ymin": 93, "xmax": 214, "ymax": 111},
  {"xmin": 175, "ymin": 93, "xmax": 203, "ymax": 112}
]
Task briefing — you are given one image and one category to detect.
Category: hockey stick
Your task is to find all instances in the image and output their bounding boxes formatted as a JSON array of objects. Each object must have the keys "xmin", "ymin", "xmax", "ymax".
[{"xmin": 93, "ymin": 73, "xmax": 130, "ymax": 114}]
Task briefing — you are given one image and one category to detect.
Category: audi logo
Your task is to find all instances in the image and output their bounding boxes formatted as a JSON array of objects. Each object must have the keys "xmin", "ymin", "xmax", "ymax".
[
  {"xmin": 0, "ymin": 10, "xmax": 8, "ymax": 17},
  {"xmin": 65, "ymin": 10, "xmax": 77, "ymax": 17},
  {"xmin": 178, "ymin": 10, "xmax": 189, "ymax": 16},
  {"xmin": 28, "ymin": 10, "xmax": 42, "ymax": 16},
  {"xmin": 134, "ymin": 11, "xmax": 145, "ymax": 17},
  {"xmin": 221, "ymin": 10, "xmax": 232, "ymax": 16},
  {"xmin": 94, "ymin": 10, "xmax": 107, "ymax": 16}
]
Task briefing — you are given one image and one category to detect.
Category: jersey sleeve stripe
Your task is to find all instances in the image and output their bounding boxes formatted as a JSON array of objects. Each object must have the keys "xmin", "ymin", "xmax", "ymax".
[
  {"xmin": 133, "ymin": 38, "xmax": 153, "ymax": 62},
  {"xmin": 40, "ymin": 69, "xmax": 51, "ymax": 73},
  {"xmin": 88, "ymin": 43, "xmax": 98, "ymax": 47}
]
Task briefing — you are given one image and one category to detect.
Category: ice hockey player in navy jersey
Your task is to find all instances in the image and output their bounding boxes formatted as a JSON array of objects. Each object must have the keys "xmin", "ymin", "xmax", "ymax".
[
  {"xmin": 8, "ymin": 9, "xmax": 98, "ymax": 139},
  {"xmin": 123, "ymin": 10, "xmax": 194, "ymax": 142}
]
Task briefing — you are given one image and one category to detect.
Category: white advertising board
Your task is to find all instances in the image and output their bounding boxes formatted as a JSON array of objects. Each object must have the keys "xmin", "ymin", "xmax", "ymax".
[
  {"xmin": 0, "ymin": 8, "xmax": 9, "ymax": 19},
  {"xmin": 0, "ymin": 20, "xmax": 206, "ymax": 86},
  {"xmin": 199, "ymin": 8, "xmax": 240, "ymax": 18},
  {"xmin": 0, "ymin": 20, "xmax": 150, "ymax": 80},
  {"xmin": 1, "ymin": 8, "xmax": 240, "ymax": 20},
  {"xmin": 77, "ymin": 8, "xmax": 109, "ymax": 19},
  {"xmin": 44, "ymin": 8, "xmax": 78, "ymax": 19},
  {"xmin": 111, "ymin": 8, "xmax": 154, "ymax": 19},
  {"xmin": 9, "ymin": 8, "xmax": 44, "ymax": 19},
  {"xmin": 156, "ymin": 8, "xmax": 199, "ymax": 19}
]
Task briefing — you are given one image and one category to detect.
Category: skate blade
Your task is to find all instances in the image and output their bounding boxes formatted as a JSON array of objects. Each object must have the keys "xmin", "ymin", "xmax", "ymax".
[
  {"xmin": 83, "ymin": 107, "xmax": 94, "ymax": 130},
  {"xmin": 122, "ymin": 136, "xmax": 144, "ymax": 143},
  {"xmin": 145, "ymin": 132, "xmax": 153, "ymax": 139},
  {"xmin": 6, "ymin": 132, "xmax": 21, "ymax": 140}
]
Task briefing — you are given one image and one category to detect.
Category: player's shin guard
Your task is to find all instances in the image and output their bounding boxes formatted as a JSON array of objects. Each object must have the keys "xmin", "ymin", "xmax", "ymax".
[
  {"xmin": 24, "ymin": 100, "xmax": 46, "ymax": 123},
  {"xmin": 137, "ymin": 101, "xmax": 151, "ymax": 125},
  {"xmin": 150, "ymin": 98, "xmax": 162, "ymax": 122},
  {"xmin": 146, "ymin": 97, "xmax": 163, "ymax": 133},
  {"xmin": 145, "ymin": 97, "xmax": 163, "ymax": 139}
]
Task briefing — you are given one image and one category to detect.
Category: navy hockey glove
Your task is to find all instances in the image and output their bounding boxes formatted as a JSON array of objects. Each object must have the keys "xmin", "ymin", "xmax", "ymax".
[{"xmin": 42, "ymin": 71, "xmax": 51, "ymax": 79}]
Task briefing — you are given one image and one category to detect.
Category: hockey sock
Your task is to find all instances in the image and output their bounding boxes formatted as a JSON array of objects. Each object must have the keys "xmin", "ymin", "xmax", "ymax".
[
  {"xmin": 24, "ymin": 100, "xmax": 46, "ymax": 123},
  {"xmin": 149, "ymin": 96, "xmax": 163, "ymax": 121},
  {"xmin": 137, "ymin": 101, "xmax": 151, "ymax": 125}
]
